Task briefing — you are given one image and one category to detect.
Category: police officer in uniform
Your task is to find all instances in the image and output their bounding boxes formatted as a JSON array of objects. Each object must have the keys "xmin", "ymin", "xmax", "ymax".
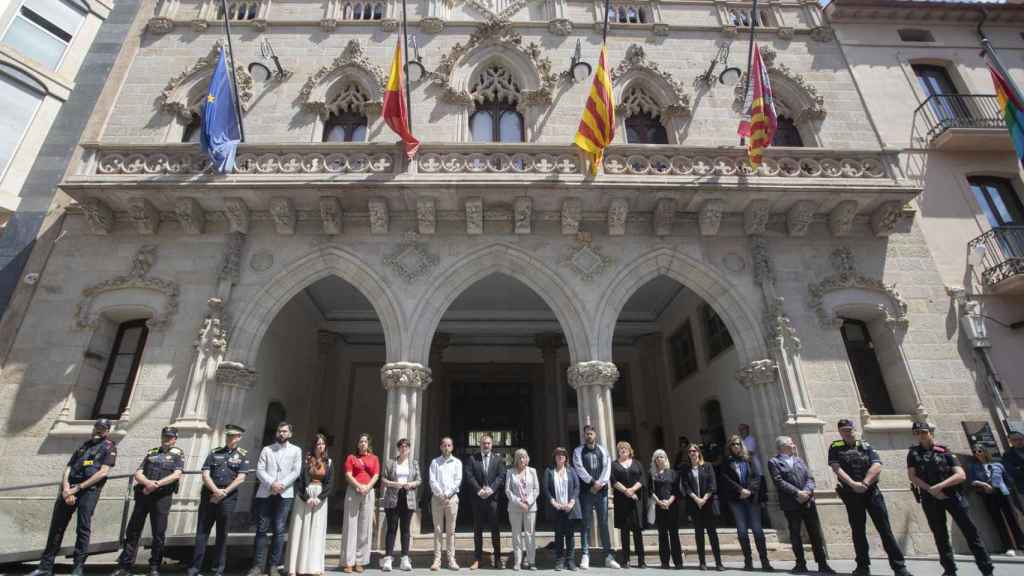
[
  {"xmin": 188, "ymin": 424, "xmax": 251, "ymax": 576},
  {"xmin": 111, "ymin": 426, "xmax": 185, "ymax": 576},
  {"xmin": 907, "ymin": 421, "xmax": 994, "ymax": 576},
  {"xmin": 828, "ymin": 419, "xmax": 910, "ymax": 576},
  {"xmin": 28, "ymin": 418, "xmax": 118, "ymax": 576}
]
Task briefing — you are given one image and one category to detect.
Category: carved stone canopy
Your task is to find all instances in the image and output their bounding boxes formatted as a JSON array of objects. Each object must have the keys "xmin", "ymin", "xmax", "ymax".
[
  {"xmin": 807, "ymin": 246, "xmax": 909, "ymax": 328},
  {"xmin": 75, "ymin": 245, "xmax": 180, "ymax": 331},
  {"xmin": 299, "ymin": 40, "xmax": 387, "ymax": 118},
  {"xmin": 157, "ymin": 43, "xmax": 254, "ymax": 123},
  {"xmin": 736, "ymin": 359, "xmax": 779, "ymax": 389},
  {"xmin": 216, "ymin": 361, "xmax": 257, "ymax": 389},
  {"xmin": 611, "ymin": 45, "xmax": 692, "ymax": 120}
]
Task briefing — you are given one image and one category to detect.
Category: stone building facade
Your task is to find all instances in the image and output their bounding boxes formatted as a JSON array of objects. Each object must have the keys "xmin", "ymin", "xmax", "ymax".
[{"xmin": 0, "ymin": 0, "xmax": 1019, "ymax": 563}]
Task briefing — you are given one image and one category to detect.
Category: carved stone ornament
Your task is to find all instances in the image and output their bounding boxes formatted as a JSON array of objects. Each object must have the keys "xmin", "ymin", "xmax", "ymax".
[
  {"xmin": 195, "ymin": 297, "xmax": 229, "ymax": 354},
  {"xmin": 610, "ymin": 45, "xmax": 692, "ymax": 119},
  {"xmin": 320, "ymin": 196, "xmax": 342, "ymax": 235},
  {"xmin": 810, "ymin": 26, "xmax": 835, "ymax": 43},
  {"xmin": 463, "ymin": 0, "xmax": 540, "ymax": 20},
  {"xmin": 466, "ymin": 197, "xmax": 484, "ymax": 235},
  {"xmin": 787, "ymin": 200, "xmax": 816, "ymax": 237},
  {"xmin": 147, "ymin": 17, "xmax": 174, "ymax": 35},
  {"xmin": 369, "ymin": 198, "xmax": 389, "ymax": 234},
  {"xmin": 75, "ymin": 245, "xmax": 180, "ymax": 331},
  {"xmin": 421, "ymin": 16, "xmax": 444, "ymax": 34},
  {"xmin": 829, "ymin": 200, "xmax": 858, "ymax": 237},
  {"xmin": 764, "ymin": 296, "xmax": 801, "ymax": 352},
  {"xmin": 608, "ymin": 198, "xmax": 628, "ymax": 236},
  {"xmin": 428, "ymin": 18, "xmax": 557, "ymax": 108},
  {"xmin": 732, "ymin": 47, "xmax": 826, "ymax": 123},
  {"xmin": 381, "ymin": 361, "xmax": 433, "ymax": 390},
  {"xmin": 175, "ymin": 197, "xmax": 205, "ymax": 235},
  {"xmin": 269, "ymin": 197, "xmax": 296, "ymax": 235},
  {"xmin": 215, "ymin": 361, "xmax": 257, "ymax": 389},
  {"xmin": 699, "ymin": 200, "xmax": 726, "ymax": 236},
  {"xmin": 384, "ymin": 232, "xmax": 440, "ymax": 283},
  {"xmin": 735, "ymin": 359, "xmax": 779, "ymax": 389},
  {"xmin": 654, "ymin": 198, "xmax": 676, "ymax": 236},
  {"xmin": 744, "ymin": 200, "xmax": 771, "ymax": 235},
  {"xmin": 299, "ymin": 40, "xmax": 387, "ymax": 117},
  {"xmin": 561, "ymin": 198, "xmax": 581, "ymax": 236},
  {"xmin": 223, "ymin": 198, "xmax": 250, "ymax": 234},
  {"xmin": 128, "ymin": 198, "xmax": 160, "ymax": 235},
  {"xmin": 548, "ymin": 18, "xmax": 573, "ymax": 36},
  {"xmin": 417, "ymin": 197, "xmax": 436, "ymax": 235},
  {"xmin": 219, "ymin": 231, "xmax": 245, "ymax": 284},
  {"xmin": 567, "ymin": 361, "xmax": 619, "ymax": 389},
  {"xmin": 81, "ymin": 198, "xmax": 113, "ymax": 235},
  {"xmin": 808, "ymin": 246, "xmax": 909, "ymax": 328},
  {"xmin": 871, "ymin": 201, "xmax": 905, "ymax": 237},
  {"xmin": 157, "ymin": 43, "xmax": 254, "ymax": 123},
  {"xmin": 514, "ymin": 196, "xmax": 532, "ymax": 235},
  {"xmin": 750, "ymin": 235, "xmax": 774, "ymax": 287},
  {"xmin": 562, "ymin": 233, "xmax": 613, "ymax": 282}
]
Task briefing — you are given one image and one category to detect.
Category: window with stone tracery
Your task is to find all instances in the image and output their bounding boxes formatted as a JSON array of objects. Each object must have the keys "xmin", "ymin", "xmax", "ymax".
[
  {"xmin": 217, "ymin": 0, "xmax": 260, "ymax": 20},
  {"xmin": 323, "ymin": 82, "xmax": 369, "ymax": 142},
  {"xmin": 772, "ymin": 115, "xmax": 803, "ymax": 147},
  {"xmin": 341, "ymin": 1, "xmax": 385, "ymax": 20},
  {"xmin": 621, "ymin": 86, "xmax": 667, "ymax": 144},
  {"xmin": 469, "ymin": 65, "xmax": 524, "ymax": 143},
  {"xmin": 728, "ymin": 6, "xmax": 772, "ymax": 27},
  {"xmin": 608, "ymin": 3, "xmax": 649, "ymax": 24}
]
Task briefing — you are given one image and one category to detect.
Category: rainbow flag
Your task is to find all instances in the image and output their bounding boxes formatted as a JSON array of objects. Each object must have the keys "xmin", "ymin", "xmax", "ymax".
[
  {"xmin": 738, "ymin": 45, "xmax": 777, "ymax": 168},
  {"xmin": 990, "ymin": 64, "xmax": 1024, "ymax": 165},
  {"xmin": 574, "ymin": 45, "xmax": 615, "ymax": 176},
  {"xmin": 382, "ymin": 39, "xmax": 420, "ymax": 159}
]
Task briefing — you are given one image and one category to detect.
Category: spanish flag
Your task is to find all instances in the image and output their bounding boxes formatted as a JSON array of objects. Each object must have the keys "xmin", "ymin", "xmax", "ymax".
[
  {"xmin": 737, "ymin": 45, "xmax": 777, "ymax": 168},
  {"xmin": 989, "ymin": 64, "xmax": 1024, "ymax": 166},
  {"xmin": 382, "ymin": 39, "xmax": 420, "ymax": 159},
  {"xmin": 574, "ymin": 45, "xmax": 615, "ymax": 176}
]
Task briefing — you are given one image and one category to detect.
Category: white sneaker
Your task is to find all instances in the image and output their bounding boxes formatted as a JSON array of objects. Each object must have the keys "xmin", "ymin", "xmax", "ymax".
[
  {"xmin": 382, "ymin": 557, "xmax": 393, "ymax": 572},
  {"xmin": 1006, "ymin": 550, "xmax": 1017, "ymax": 557},
  {"xmin": 401, "ymin": 557, "xmax": 413, "ymax": 571},
  {"xmin": 579, "ymin": 555, "xmax": 589, "ymax": 570},
  {"xmin": 605, "ymin": 558, "xmax": 621, "ymax": 569},
  {"xmin": 449, "ymin": 557, "xmax": 460, "ymax": 570}
]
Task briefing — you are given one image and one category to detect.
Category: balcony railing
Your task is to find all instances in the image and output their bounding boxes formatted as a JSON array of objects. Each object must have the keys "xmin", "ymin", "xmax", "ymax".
[
  {"xmin": 968, "ymin": 225, "xmax": 1024, "ymax": 290},
  {"xmin": 912, "ymin": 93, "xmax": 1006, "ymax": 143}
]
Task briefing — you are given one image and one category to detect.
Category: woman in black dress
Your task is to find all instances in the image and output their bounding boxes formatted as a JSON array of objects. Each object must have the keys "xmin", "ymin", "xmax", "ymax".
[
  {"xmin": 681, "ymin": 444, "xmax": 723, "ymax": 571},
  {"xmin": 611, "ymin": 441, "xmax": 646, "ymax": 568},
  {"xmin": 649, "ymin": 449, "xmax": 683, "ymax": 569}
]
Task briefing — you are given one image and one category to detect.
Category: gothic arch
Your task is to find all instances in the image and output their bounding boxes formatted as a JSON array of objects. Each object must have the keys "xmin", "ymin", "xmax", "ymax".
[
  {"xmin": 594, "ymin": 247, "xmax": 768, "ymax": 366},
  {"xmin": 299, "ymin": 39, "xmax": 387, "ymax": 118},
  {"xmin": 227, "ymin": 246, "xmax": 404, "ymax": 367},
  {"xmin": 157, "ymin": 43, "xmax": 254, "ymax": 123},
  {"xmin": 407, "ymin": 243, "xmax": 589, "ymax": 365},
  {"xmin": 610, "ymin": 45, "xmax": 691, "ymax": 121}
]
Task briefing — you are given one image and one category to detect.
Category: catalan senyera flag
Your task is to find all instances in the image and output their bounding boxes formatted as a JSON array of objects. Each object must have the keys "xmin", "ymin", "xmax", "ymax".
[
  {"xmin": 574, "ymin": 45, "xmax": 615, "ymax": 176},
  {"xmin": 382, "ymin": 39, "xmax": 420, "ymax": 159},
  {"xmin": 737, "ymin": 45, "xmax": 777, "ymax": 168},
  {"xmin": 989, "ymin": 64, "xmax": 1024, "ymax": 166}
]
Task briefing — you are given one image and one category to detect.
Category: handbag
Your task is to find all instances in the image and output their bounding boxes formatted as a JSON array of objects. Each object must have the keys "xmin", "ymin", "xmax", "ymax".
[{"xmin": 646, "ymin": 494, "xmax": 657, "ymax": 525}]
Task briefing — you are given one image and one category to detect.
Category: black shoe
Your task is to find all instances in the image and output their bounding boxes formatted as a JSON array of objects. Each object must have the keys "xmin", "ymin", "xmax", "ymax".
[
  {"xmin": 28, "ymin": 569, "xmax": 52, "ymax": 576},
  {"xmin": 940, "ymin": 573, "xmax": 956, "ymax": 576},
  {"xmin": 791, "ymin": 565, "xmax": 809, "ymax": 574},
  {"xmin": 893, "ymin": 571, "xmax": 912, "ymax": 576},
  {"xmin": 639, "ymin": 563, "xmax": 648, "ymax": 569},
  {"xmin": 818, "ymin": 565, "xmax": 837, "ymax": 575},
  {"xmin": 148, "ymin": 568, "xmax": 160, "ymax": 576},
  {"xmin": 566, "ymin": 562, "xmax": 577, "ymax": 572},
  {"xmin": 699, "ymin": 564, "xmax": 707, "ymax": 571},
  {"xmin": 762, "ymin": 562, "xmax": 776, "ymax": 573},
  {"xmin": 744, "ymin": 562, "xmax": 755, "ymax": 572},
  {"xmin": 852, "ymin": 566, "xmax": 870, "ymax": 576},
  {"xmin": 715, "ymin": 565, "xmax": 725, "ymax": 572},
  {"xmin": 111, "ymin": 570, "xmax": 131, "ymax": 576},
  {"xmin": 71, "ymin": 566, "xmax": 85, "ymax": 576},
  {"xmin": 245, "ymin": 567, "xmax": 264, "ymax": 576}
]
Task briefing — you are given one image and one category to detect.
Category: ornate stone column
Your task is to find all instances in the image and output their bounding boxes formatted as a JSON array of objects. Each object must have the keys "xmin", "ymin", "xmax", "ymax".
[
  {"xmin": 567, "ymin": 361, "xmax": 618, "ymax": 460},
  {"xmin": 380, "ymin": 361, "xmax": 432, "ymax": 541}
]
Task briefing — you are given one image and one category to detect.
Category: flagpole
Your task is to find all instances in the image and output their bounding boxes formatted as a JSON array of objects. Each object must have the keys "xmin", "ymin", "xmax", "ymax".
[
  {"xmin": 219, "ymin": 0, "xmax": 246, "ymax": 142},
  {"xmin": 978, "ymin": 9, "xmax": 1024, "ymax": 107},
  {"xmin": 739, "ymin": 0, "xmax": 758, "ymax": 146},
  {"xmin": 602, "ymin": 0, "xmax": 611, "ymax": 43},
  {"xmin": 401, "ymin": 0, "xmax": 413, "ymax": 126}
]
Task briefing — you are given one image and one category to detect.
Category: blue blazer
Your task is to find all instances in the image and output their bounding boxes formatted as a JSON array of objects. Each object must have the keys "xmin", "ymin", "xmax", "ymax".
[
  {"xmin": 768, "ymin": 454, "xmax": 816, "ymax": 512},
  {"xmin": 543, "ymin": 466, "xmax": 582, "ymax": 521},
  {"xmin": 969, "ymin": 461, "xmax": 1012, "ymax": 496}
]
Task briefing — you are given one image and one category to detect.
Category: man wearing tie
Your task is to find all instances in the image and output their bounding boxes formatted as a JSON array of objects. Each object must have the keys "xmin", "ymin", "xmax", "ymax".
[{"xmin": 465, "ymin": 434, "xmax": 506, "ymax": 569}]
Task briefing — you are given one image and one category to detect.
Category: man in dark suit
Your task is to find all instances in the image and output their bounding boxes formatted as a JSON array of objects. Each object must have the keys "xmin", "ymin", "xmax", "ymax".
[
  {"xmin": 465, "ymin": 434, "xmax": 506, "ymax": 569},
  {"xmin": 767, "ymin": 436, "xmax": 835, "ymax": 575}
]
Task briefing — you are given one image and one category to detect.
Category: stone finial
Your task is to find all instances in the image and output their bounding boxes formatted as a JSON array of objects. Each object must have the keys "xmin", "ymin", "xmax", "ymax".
[
  {"xmin": 269, "ymin": 198, "xmax": 295, "ymax": 235},
  {"xmin": 128, "ymin": 198, "xmax": 159, "ymax": 235},
  {"xmin": 787, "ymin": 200, "xmax": 816, "ymax": 237},
  {"xmin": 175, "ymin": 197, "xmax": 205, "ymax": 235},
  {"xmin": 562, "ymin": 198, "xmax": 581, "ymax": 235},
  {"xmin": 417, "ymin": 197, "xmax": 436, "ymax": 235},
  {"xmin": 736, "ymin": 359, "xmax": 778, "ymax": 389},
  {"xmin": 466, "ymin": 197, "xmax": 483, "ymax": 235},
  {"xmin": 567, "ymin": 361, "xmax": 620, "ymax": 389},
  {"xmin": 223, "ymin": 197, "xmax": 250, "ymax": 234},
  {"xmin": 320, "ymin": 196, "xmax": 342, "ymax": 235},
  {"xmin": 871, "ymin": 201, "xmax": 903, "ymax": 237},
  {"xmin": 699, "ymin": 200, "xmax": 726, "ymax": 236},
  {"xmin": 514, "ymin": 197, "xmax": 532, "ymax": 235},
  {"xmin": 829, "ymin": 200, "xmax": 858, "ymax": 237},
  {"xmin": 369, "ymin": 198, "xmax": 389, "ymax": 234},
  {"xmin": 744, "ymin": 200, "xmax": 771, "ymax": 235},
  {"xmin": 654, "ymin": 198, "xmax": 676, "ymax": 236},
  {"xmin": 381, "ymin": 361, "xmax": 432, "ymax": 390},
  {"xmin": 608, "ymin": 199, "xmax": 628, "ymax": 236},
  {"xmin": 215, "ymin": 361, "xmax": 257, "ymax": 389},
  {"xmin": 81, "ymin": 198, "xmax": 113, "ymax": 235}
]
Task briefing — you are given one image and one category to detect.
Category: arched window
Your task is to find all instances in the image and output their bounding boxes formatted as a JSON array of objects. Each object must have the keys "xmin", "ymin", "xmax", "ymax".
[
  {"xmin": 182, "ymin": 111, "xmax": 202, "ymax": 143},
  {"xmin": 621, "ymin": 86, "xmax": 668, "ymax": 144},
  {"xmin": 469, "ymin": 65, "xmax": 524, "ymax": 143},
  {"xmin": 772, "ymin": 115, "xmax": 803, "ymax": 147},
  {"xmin": 322, "ymin": 82, "xmax": 369, "ymax": 142},
  {"xmin": 92, "ymin": 319, "xmax": 149, "ymax": 419},
  {"xmin": 840, "ymin": 318, "xmax": 896, "ymax": 415}
]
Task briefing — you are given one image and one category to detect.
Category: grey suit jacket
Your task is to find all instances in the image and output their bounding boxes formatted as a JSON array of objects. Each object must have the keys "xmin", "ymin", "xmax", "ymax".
[
  {"xmin": 382, "ymin": 458, "xmax": 421, "ymax": 510},
  {"xmin": 767, "ymin": 454, "xmax": 816, "ymax": 512}
]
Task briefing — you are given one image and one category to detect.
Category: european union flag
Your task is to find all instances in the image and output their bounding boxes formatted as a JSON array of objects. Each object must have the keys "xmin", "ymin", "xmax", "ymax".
[{"xmin": 200, "ymin": 47, "xmax": 241, "ymax": 173}]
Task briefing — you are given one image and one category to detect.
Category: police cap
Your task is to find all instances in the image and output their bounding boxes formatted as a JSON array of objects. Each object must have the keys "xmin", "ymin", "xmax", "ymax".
[
  {"xmin": 225, "ymin": 424, "xmax": 245, "ymax": 435},
  {"xmin": 161, "ymin": 426, "xmax": 178, "ymax": 438},
  {"xmin": 911, "ymin": 420, "xmax": 933, "ymax": 432},
  {"xmin": 837, "ymin": 418, "xmax": 855, "ymax": 430},
  {"xmin": 94, "ymin": 418, "xmax": 112, "ymax": 431}
]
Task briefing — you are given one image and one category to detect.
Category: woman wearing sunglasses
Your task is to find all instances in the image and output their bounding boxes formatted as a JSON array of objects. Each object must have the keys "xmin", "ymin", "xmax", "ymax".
[{"xmin": 969, "ymin": 444, "xmax": 1024, "ymax": 555}]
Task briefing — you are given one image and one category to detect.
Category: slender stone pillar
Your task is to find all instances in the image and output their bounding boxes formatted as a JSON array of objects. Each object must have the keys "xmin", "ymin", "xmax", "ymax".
[
  {"xmin": 380, "ymin": 361, "xmax": 432, "ymax": 543},
  {"xmin": 568, "ymin": 361, "xmax": 619, "ymax": 451}
]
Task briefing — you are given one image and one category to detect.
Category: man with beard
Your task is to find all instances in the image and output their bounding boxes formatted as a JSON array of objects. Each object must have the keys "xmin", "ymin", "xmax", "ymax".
[{"xmin": 247, "ymin": 422, "xmax": 303, "ymax": 576}]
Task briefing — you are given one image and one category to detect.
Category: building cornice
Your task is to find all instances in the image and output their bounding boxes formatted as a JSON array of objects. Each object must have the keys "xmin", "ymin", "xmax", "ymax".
[{"xmin": 826, "ymin": 0, "xmax": 1024, "ymax": 25}]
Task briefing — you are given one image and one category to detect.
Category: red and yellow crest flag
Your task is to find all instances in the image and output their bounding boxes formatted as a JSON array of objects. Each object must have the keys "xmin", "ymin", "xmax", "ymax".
[
  {"xmin": 382, "ymin": 39, "xmax": 420, "ymax": 159},
  {"xmin": 737, "ymin": 44, "xmax": 777, "ymax": 168},
  {"xmin": 574, "ymin": 45, "xmax": 615, "ymax": 176}
]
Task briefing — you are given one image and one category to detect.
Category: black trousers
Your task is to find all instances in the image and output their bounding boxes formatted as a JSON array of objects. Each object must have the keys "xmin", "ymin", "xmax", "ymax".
[
  {"xmin": 839, "ymin": 490, "xmax": 906, "ymax": 571},
  {"xmin": 784, "ymin": 502, "xmax": 827, "ymax": 567},
  {"xmin": 655, "ymin": 505, "xmax": 682, "ymax": 568},
  {"xmin": 39, "ymin": 489, "xmax": 100, "ymax": 570},
  {"xmin": 982, "ymin": 491, "xmax": 1024, "ymax": 552},
  {"xmin": 692, "ymin": 504, "xmax": 721, "ymax": 567},
  {"xmin": 385, "ymin": 491, "xmax": 414, "ymax": 557},
  {"xmin": 118, "ymin": 490, "xmax": 174, "ymax": 568},
  {"xmin": 619, "ymin": 526, "xmax": 645, "ymax": 566},
  {"xmin": 472, "ymin": 496, "xmax": 501, "ymax": 561},
  {"xmin": 553, "ymin": 510, "xmax": 575, "ymax": 563},
  {"xmin": 190, "ymin": 491, "xmax": 238, "ymax": 574},
  {"xmin": 922, "ymin": 495, "xmax": 993, "ymax": 575}
]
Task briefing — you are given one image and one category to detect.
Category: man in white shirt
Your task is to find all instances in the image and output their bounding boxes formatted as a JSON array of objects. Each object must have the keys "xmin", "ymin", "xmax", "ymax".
[
  {"xmin": 429, "ymin": 437, "xmax": 463, "ymax": 571},
  {"xmin": 247, "ymin": 422, "xmax": 303, "ymax": 576}
]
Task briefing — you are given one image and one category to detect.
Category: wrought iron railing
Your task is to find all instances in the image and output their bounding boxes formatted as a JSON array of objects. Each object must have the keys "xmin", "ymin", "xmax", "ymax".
[
  {"xmin": 912, "ymin": 93, "xmax": 1005, "ymax": 143},
  {"xmin": 968, "ymin": 225, "xmax": 1024, "ymax": 288}
]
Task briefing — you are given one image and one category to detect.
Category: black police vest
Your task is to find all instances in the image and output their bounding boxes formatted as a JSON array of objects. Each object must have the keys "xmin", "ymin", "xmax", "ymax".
[
  {"xmin": 69, "ymin": 439, "xmax": 112, "ymax": 488},
  {"xmin": 138, "ymin": 447, "xmax": 183, "ymax": 495}
]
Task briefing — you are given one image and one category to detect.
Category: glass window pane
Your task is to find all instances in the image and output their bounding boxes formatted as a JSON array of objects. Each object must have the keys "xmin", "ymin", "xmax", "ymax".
[
  {"xmin": 470, "ymin": 111, "xmax": 493, "ymax": 142},
  {"xmin": 108, "ymin": 354, "xmax": 135, "ymax": 383},
  {"xmin": 971, "ymin": 182, "xmax": 1001, "ymax": 228},
  {"xmin": 499, "ymin": 111, "xmax": 522, "ymax": 143},
  {"xmin": 3, "ymin": 17, "xmax": 67, "ymax": 69},
  {"xmin": 324, "ymin": 124, "xmax": 346, "ymax": 142},
  {"xmin": 626, "ymin": 125, "xmax": 640, "ymax": 144},
  {"xmin": 23, "ymin": 0, "xmax": 85, "ymax": 38},
  {"xmin": 96, "ymin": 383, "xmax": 125, "ymax": 417},
  {"xmin": 349, "ymin": 124, "xmax": 367, "ymax": 143},
  {"xmin": 118, "ymin": 327, "xmax": 144, "ymax": 354},
  {"xmin": 0, "ymin": 73, "xmax": 44, "ymax": 174}
]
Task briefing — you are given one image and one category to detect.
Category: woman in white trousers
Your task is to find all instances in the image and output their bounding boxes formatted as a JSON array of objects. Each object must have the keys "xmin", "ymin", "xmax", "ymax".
[
  {"xmin": 506, "ymin": 449, "xmax": 540, "ymax": 570},
  {"xmin": 341, "ymin": 434, "xmax": 380, "ymax": 573}
]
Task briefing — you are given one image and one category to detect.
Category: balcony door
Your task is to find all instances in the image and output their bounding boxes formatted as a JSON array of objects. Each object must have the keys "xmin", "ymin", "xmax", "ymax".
[
  {"xmin": 969, "ymin": 176, "xmax": 1024, "ymax": 228},
  {"xmin": 913, "ymin": 64, "xmax": 970, "ymax": 127}
]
